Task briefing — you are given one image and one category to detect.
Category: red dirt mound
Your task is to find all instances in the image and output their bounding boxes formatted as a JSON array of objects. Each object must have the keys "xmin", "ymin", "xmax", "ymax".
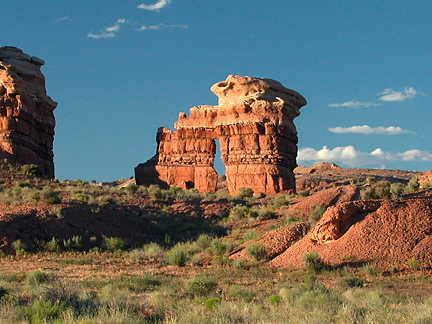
[
  {"xmin": 288, "ymin": 185, "xmax": 360, "ymax": 218},
  {"xmin": 270, "ymin": 189, "xmax": 432, "ymax": 270},
  {"xmin": 230, "ymin": 222, "xmax": 309, "ymax": 261}
]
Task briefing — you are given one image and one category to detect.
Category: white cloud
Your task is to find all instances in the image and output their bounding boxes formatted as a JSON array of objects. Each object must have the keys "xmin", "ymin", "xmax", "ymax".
[
  {"xmin": 87, "ymin": 31, "xmax": 116, "ymax": 39},
  {"xmin": 137, "ymin": 23, "xmax": 188, "ymax": 31},
  {"xmin": 297, "ymin": 145, "xmax": 432, "ymax": 168},
  {"xmin": 328, "ymin": 100, "xmax": 381, "ymax": 108},
  {"xmin": 88, "ymin": 19, "xmax": 128, "ymax": 39},
  {"xmin": 138, "ymin": 0, "xmax": 172, "ymax": 11},
  {"xmin": 398, "ymin": 149, "xmax": 432, "ymax": 162},
  {"xmin": 55, "ymin": 15, "xmax": 72, "ymax": 23},
  {"xmin": 328, "ymin": 125, "xmax": 414, "ymax": 135},
  {"xmin": 378, "ymin": 87, "xmax": 417, "ymax": 102}
]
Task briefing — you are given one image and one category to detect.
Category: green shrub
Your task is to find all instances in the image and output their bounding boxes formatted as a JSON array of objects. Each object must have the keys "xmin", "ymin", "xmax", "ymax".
[
  {"xmin": 187, "ymin": 272, "xmax": 217, "ymax": 296},
  {"xmin": 102, "ymin": 237, "xmax": 127, "ymax": 251},
  {"xmin": 339, "ymin": 276, "xmax": 365, "ymax": 288},
  {"xmin": 308, "ymin": 204, "xmax": 326, "ymax": 226},
  {"xmin": 208, "ymin": 238, "xmax": 233, "ymax": 256},
  {"xmin": 241, "ymin": 229, "xmax": 259, "ymax": 243},
  {"xmin": 408, "ymin": 259, "xmax": 421, "ymax": 270},
  {"xmin": 38, "ymin": 186, "xmax": 62, "ymax": 204},
  {"xmin": 227, "ymin": 285, "xmax": 256, "ymax": 302},
  {"xmin": 390, "ymin": 182, "xmax": 405, "ymax": 201},
  {"xmin": 212, "ymin": 255, "xmax": 230, "ymax": 266},
  {"xmin": 195, "ymin": 234, "xmax": 213, "ymax": 250},
  {"xmin": 44, "ymin": 237, "xmax": 61, "ymax": 253},
  {"xmin": 62, "ymin": 236, "xmax": 82, "ymax": 251},
  {"xmin": 205, "ymin": 297, "xmax": 221, "ymax": 310},
  {"xmin": 405, "ymin": 177, "xmax": 420, "ymax": 194},
  {"xmin": 125, "ymin": 184, "xmax": 139, "ymax": 196},
  {"xmin": 269, "ymin": 294, "xmax": 282, "ymax": 306},
  {"xmin": 361, "ymin": 263, "xmax": 380, "ymax": 276},
  {"xmin": 73, "ymin": 192, "xmax": 89, "ymax": 202},
  {"xmin": 232, "ymin": 258, "xmax": 247, "ymax": 270},
  {"xmin": 272, "ymin": 194, "xmax": 291, "ymax": 207},
  {"xmin": 12, "ymin": 180, "xmax": 31, "ymax": 188},
  {"xmin": 246, "ymin": 242, "xmax": 267, "ymax": 261},
  {"xmin": 361, "ymin": 180, "xmax": 391, "ymax": 200},
  {"xmin": 422, "ymin": 182, "xmax": 432, "ymax": 189},
  {"xmin": 26, "ymin": 270, "xmax": 49, "ymax": 287},
  {"xmin": 108, "ymin": 274, "xmax": 161, "ymax": 293},
  {"xmin": 165, "ymin": 243, "xmax": 190, "ymax": 266},
  {"xmin": 48, "ymin": 206, "xmax": 64, "ymax": 219},
  {"xmin": 229, "ymin": 204, "xmax": 258, "ymax": 221},
  {"xmin": 24, "ymin": 298, "xmax": 66, "ymax": 323},
  {"xmin": 129, "ymin": 242, "xmax": 164, "ymax": 261},
  {"xmin": 148, "ymin": 184, "xmax": 163, "ymax": 200},
  {"xmin": 254, "ymin": 206, "xmax": 277, "ymax": 220},
  {"xmin": 21, "ymin": 164, "xmax": 43, "ymax": 177},
  {"xmin": 297, "ymin": 190, "xmax": 310, "ymax": 198},
  {"xmin": 11, "ymin": 239, "xmax": 27, "ymax": 256},
  {"xmin": 302, "ymin": 251, "xmax": 324, "ymax": 272},
  {"xmin": 238, "ymin": 187, "xmax": 254, "ymax": 199},
  {"xmin": 168, "ymin": 185, "xmax": 183, "ymax": 196}
]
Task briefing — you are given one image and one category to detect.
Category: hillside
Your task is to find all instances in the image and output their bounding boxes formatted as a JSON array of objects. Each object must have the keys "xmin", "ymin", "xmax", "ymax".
[{"xmin": 0, "ymin": 160, "xmax": 431, "ymax": 271}]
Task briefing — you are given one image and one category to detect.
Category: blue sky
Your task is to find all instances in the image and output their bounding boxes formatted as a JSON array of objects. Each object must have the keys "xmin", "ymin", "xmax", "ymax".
[{"xmin": 2, "ymin": 0, "xmax": 431, "ymax": 181}]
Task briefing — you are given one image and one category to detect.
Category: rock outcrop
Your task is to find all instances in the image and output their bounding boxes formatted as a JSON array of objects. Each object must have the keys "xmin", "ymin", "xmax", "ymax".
[
  {"xmin": 270, "ymin": 190, "xmax": 432, "ymax": 269},
  {"xmin": 135, "ymin": 75, "xmax": 306, "ymax": 195},
  {"xmin": 0, "ymin": 46, "xmax": 57, "ymax": 177}
]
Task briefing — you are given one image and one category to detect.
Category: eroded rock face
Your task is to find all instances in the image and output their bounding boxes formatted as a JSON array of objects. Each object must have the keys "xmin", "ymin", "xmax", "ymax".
[
  {"xmin": 0, "ymin": 46, "xmax": 57, "ymax": 177},
  {"xmin": 135, "ymin": 75, "xmax": 306, "ymax": 195}
]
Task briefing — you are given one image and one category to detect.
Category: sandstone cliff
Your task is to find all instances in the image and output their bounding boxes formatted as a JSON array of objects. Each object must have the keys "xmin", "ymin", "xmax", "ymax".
[
  {"xmin": 135, "ymin": 75, "xmax": 306, "ymax": 195},
  {"xmin": 0, "ymin": 46, "xmax": 57, "ymax": 177}
]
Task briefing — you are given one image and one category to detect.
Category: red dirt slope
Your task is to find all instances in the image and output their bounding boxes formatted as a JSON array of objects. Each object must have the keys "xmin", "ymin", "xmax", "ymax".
[{"xmin": 270, "ymin": 189, "xmax": 432, "ymax": 270}]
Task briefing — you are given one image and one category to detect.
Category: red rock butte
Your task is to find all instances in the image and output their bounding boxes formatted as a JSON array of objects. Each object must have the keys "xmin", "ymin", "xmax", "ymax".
[
  {"xmin": 0, "ymin": 46, "xmax": 57, "ymax": 177},
  {"xmin": 135, "ymin": 75, "xmax": 307, "ymax": 195}
]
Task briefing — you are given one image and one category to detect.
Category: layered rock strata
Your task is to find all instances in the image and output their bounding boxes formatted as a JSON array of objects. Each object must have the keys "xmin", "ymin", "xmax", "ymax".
[
  {"xmin": 0, "ymin": 46, "xmax": 57, "ymax": 177},
  {"xmin": 135, "ymin": 75, "xmax": 306, "ymax": 195}
]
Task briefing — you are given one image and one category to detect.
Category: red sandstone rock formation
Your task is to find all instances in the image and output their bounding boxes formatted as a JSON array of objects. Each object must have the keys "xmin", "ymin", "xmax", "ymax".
[
  {"xmin": 0, "ymin": 46, "xmax": 57, "ymax": 177},
  {"xmin": 135, "ymin": 75, "xmax": 306, "ymax": 195}
]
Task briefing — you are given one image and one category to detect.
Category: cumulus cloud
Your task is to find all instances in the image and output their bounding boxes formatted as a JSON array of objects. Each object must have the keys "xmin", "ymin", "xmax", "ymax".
[
  {"xmin": 378, "ymin": 87, "xmax": 417, "ymax": 102},
  {"xmin": 399, "ymin": 150, "xmax": 432, "ymax": 162},
  {"xmin": 88, "ymin": 19, "xmax": 128, "ymax": 39},
  {"xmin": 328, "ymin": 100, "xmax": 381, "ymax": 108},
  {"xmin": 328, "ymin": 125, "xmax": 414, "ymax": 135},
  {"xmin": 137, "ymin": 23, "xmax": 188, "ymax": 31},
  {"xmin": 297, "ymin": 145, "xmax": 432, "ymax": 168},
  {"xmin": 138, "ymin": 0, "xmax": 172, "ymax": 11}
]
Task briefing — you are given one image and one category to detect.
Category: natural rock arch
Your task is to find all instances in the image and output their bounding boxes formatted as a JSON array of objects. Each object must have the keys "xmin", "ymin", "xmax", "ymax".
[{"xmin": 135, "ymin": 75, "xmax": 306, "ymax": 195}]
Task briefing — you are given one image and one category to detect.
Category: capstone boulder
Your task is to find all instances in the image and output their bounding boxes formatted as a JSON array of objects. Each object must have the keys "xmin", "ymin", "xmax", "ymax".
[{"xmin": 135, "ymin": 75, "xmax": 306, "ymax": 195}]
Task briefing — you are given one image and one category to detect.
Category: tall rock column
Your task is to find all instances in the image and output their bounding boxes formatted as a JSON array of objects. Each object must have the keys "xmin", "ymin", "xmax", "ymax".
[
  {"xmin": 211, "ymin": 75, "xmax": 306, "ymax": 195},
  {"xmin": 0, "ymin": 46, "xmax": 57, "ymax": 177}
]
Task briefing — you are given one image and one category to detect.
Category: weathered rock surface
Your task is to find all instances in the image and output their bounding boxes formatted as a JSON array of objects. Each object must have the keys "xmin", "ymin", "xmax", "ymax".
[
  {"xmin": 270, "ymin": 190, "xmax": 432, "ymax": 269},
  {"xmin": 0, "ymin": 46, "xmax": 57, "ymax": 177},
  {"xmin": 135, "ymin": 75, "xmax": 306, "ymax": 195}
]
